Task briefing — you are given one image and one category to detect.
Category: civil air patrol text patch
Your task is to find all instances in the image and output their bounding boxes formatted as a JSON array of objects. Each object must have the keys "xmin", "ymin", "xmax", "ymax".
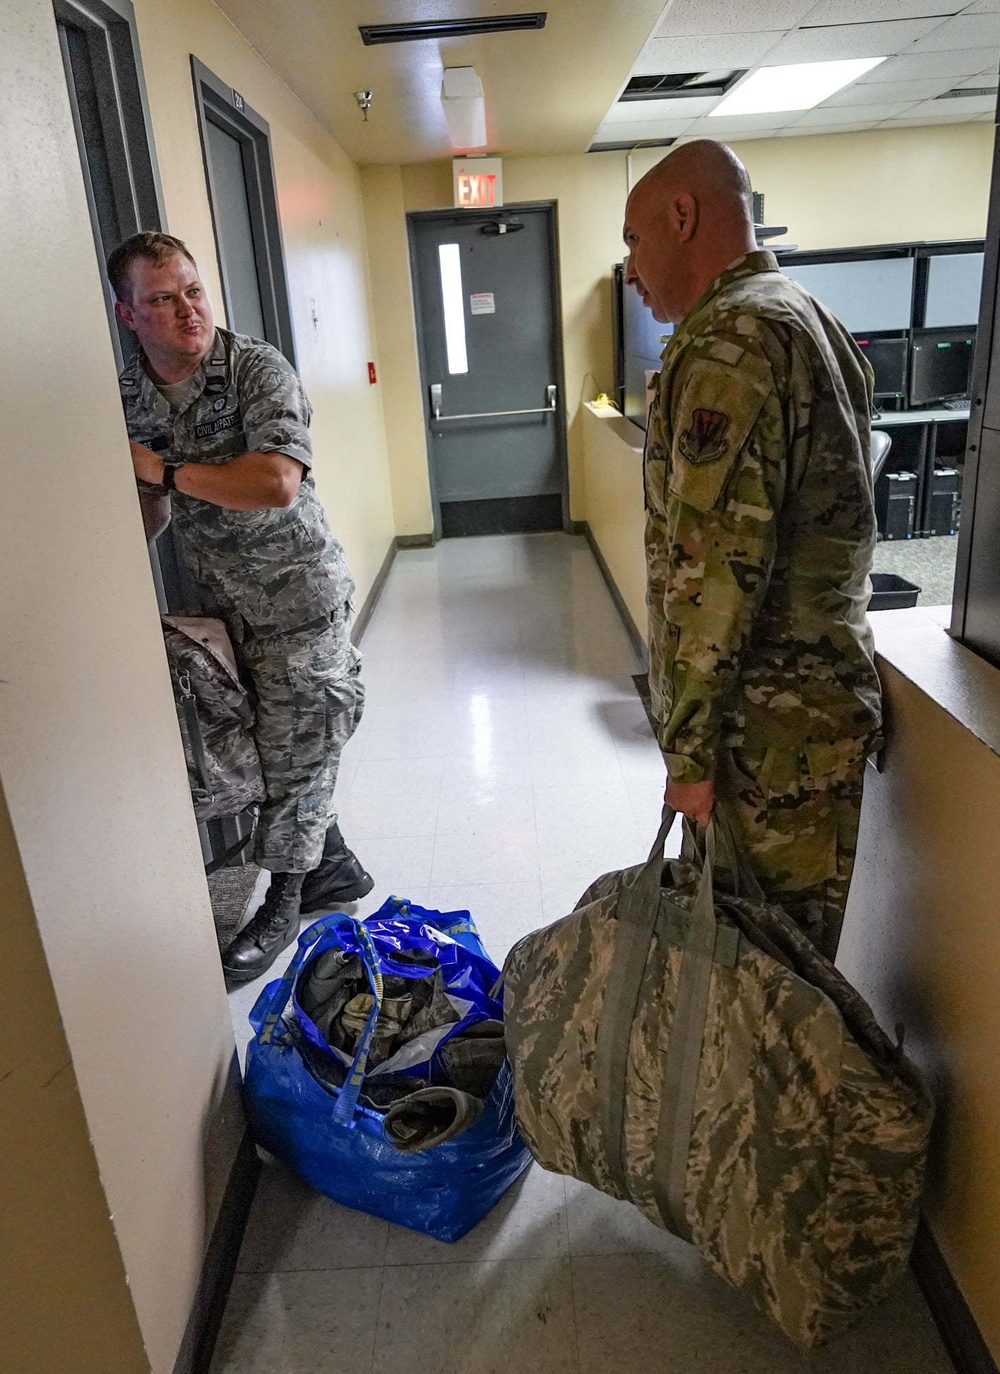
[
  {"xmin": 195, "ymin": 411, "xmax": 239, "ymax": 439},
  {"xmin": 678, "ymin": 408, "xmax": 730, "ymax": 465}
]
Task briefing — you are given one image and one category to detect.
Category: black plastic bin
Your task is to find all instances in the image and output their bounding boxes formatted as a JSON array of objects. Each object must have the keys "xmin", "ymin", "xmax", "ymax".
[{"xmin": 869, "ymin": 572, "xmax": 921, "ymax": 610}]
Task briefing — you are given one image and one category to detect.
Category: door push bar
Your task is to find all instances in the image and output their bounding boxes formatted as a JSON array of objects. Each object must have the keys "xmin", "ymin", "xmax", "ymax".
[{"xmin": 430, "ymin": 382, "xmax": 557, "ymax": 423}]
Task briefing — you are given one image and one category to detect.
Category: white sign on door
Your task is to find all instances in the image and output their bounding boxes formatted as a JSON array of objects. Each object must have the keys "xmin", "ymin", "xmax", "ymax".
[{"xmin": 470, "ymin": 293, "xmax": 496, "ymax": 315}]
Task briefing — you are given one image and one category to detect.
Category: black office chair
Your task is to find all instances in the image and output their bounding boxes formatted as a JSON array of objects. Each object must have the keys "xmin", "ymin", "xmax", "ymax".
[{"xmin": 871, "ymin": 429, "xmax": 892, "ymax": 484}]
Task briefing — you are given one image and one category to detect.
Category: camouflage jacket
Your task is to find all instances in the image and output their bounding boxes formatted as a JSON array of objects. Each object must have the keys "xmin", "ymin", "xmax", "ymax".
[
  {"xmin": 644, "ymin": 251, "xmax": 882, "ymax": 785},
  {"xmin": 120, "ymin": 329, "xmax": 354, "ymax": 631}
]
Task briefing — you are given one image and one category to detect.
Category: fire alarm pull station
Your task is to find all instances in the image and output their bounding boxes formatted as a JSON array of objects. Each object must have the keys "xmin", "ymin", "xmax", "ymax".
[{"xmin": 368, "ymin": 362, "xmax": 377, "ymax": 384}]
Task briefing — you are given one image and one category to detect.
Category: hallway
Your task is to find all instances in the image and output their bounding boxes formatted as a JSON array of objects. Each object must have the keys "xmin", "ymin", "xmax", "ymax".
[{"xmin": 215, "ymin": 532, "xmax": 953, "ymax": 1374}]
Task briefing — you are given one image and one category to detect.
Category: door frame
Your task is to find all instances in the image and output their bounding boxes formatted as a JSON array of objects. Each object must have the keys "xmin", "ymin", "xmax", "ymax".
[
  {"xmin": 54, "ymin": 0, "xmax": 167, "ymax": 371},
  {"xmin": 407, "ymin": 200, "xmax": 570, "ymax": 539},
  {"xmin": 190, "ymin": 55, "xmax": 297, "ymax": 365}
]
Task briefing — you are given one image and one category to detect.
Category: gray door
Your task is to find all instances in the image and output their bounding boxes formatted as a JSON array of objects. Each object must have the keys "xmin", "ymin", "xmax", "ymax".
[{"xmin": 409, "ymin": 205, "xmax": 567, "ymax": 537}]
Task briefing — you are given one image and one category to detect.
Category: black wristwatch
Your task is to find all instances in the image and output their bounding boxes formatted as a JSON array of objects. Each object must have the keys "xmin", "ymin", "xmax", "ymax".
[{"xmin": 161, "ymin": 461, "xmax": 184, "ymax": 492}]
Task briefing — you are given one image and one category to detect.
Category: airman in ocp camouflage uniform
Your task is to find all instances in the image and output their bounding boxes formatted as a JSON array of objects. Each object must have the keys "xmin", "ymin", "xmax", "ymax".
[
  {"xmin": 625, "ymin": 143, "xmax": 882, "ymax": 958},
  {"xmin": 110, "ymin": 232, "xmax": 373, "ymax": 984}
]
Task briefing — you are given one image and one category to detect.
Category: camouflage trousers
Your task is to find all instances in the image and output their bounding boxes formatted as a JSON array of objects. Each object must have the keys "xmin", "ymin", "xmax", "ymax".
[
  {"xmin": 234, "ymin": 609, "xmax": 365, "ymax": 873},
  {"xmin": 681, "ymin": 741, "xmax": 867, "ymax": 962}
]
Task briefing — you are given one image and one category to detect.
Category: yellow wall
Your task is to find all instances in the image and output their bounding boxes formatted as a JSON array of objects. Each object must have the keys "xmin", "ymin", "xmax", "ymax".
[
  {"xmin": 134, "ymin": 0, "xmax": 396, "ymax": 602},
  {"xmin": 2, "ymin": 0, "xmax": 397, "ymax": 1369},
  {"xmin": 364, "ymin": 123, "xmax": 993, "ymax": 543},
  {"xmin": 580, "ymin": 406, "xmax": 647, "ymax": 637},
  {"xmin": 838, "ymin": 616, "xmax": 1000, "ymax": 1363}
]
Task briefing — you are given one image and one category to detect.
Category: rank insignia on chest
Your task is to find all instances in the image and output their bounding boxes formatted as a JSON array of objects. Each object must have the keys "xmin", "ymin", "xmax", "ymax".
[{"xmin": 678, "ymin": 408, "xmax": 730, "ymax": 464}]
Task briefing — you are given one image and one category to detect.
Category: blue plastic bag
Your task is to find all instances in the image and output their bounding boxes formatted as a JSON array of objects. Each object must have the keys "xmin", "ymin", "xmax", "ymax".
[{"xmin": 243, "ymin": 898, "xmax": 532, "ymax": 1242}]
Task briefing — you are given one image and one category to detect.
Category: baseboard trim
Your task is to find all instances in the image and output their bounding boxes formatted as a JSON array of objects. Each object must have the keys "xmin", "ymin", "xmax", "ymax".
[
  {"xmin": 173, "ymin": 1128, "xmax": 262, "ymax": 1374},
  {"xmin": 911, "ymin": 1219, "xmax": 998, "ymax": 1374},
  {"xmin": 576, "ymin": 521, "xmax": 647, "ymax": 664},
  {"xmin": 396, "ymin": 533, "xmax": 435, "ymax": 549},
  {"xmin": 352, "ymin": 540, "xmax": 398, "ymax": 645}
]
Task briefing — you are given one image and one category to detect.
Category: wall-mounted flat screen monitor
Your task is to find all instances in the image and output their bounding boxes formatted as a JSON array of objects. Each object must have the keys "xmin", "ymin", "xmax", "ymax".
[
  {"xmin": 854, "ymin": 335, "xmax": 907, "ymax": 399},
  {"xmin": 620, "ymin": 265, "xmax": 673, "ymax": 428},
  {"xmin": 923, "ymin": 251, "xmax": 984, "ymax": 328},
  {"xmin": 782, "ymin": 256, "xmax": 914, "ymax": 334},
  {"xmin": 909, "ymin": 331, "xmax": 975, "ymax": 408}
]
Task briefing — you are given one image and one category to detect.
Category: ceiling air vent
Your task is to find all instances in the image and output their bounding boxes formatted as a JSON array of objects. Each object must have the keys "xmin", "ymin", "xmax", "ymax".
[
  {"xmin": 588, "ymin": 136, "xmax": 677, "ymax": 153},
  {"xmin": 935, "ymin": 85, "xmax": 998, "ymax": 99},
  {"xmin": 359, "ymin": 13, "xmax": 547, "ymax": 44},
  {"xmin": 619, "ymin": 70, "xmax": 745, "ymax": 102}
]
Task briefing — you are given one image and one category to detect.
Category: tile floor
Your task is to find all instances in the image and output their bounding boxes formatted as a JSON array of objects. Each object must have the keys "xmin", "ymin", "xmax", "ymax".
[{"xmin": 216, "ymin": 532, "xmax": 954, "ymax": 1374}]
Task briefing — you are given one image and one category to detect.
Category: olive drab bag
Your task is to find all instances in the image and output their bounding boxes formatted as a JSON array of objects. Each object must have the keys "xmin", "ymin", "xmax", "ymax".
[
  {"xmin": 501, "ymin": 810, "xmax": 934, "ymax": 1352},
  {"xmin": 161, "ymin": 615, "xmax": 265, "ymax": 824}
]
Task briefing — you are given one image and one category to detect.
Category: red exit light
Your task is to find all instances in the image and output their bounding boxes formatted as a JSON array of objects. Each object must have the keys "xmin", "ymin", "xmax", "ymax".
[{"xmin": 456, "ymin": 173, "xmax": 497, "ymax": 207}]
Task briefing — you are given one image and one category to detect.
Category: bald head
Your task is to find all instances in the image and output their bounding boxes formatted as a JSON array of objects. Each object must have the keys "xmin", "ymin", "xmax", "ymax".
[
  {"xmin": 623, "ymin": 139, "xmax": 757, "ymax": 324},
  {"xmin": 637, "ymin": 140, "xmax": 753, "ymax": 218}
]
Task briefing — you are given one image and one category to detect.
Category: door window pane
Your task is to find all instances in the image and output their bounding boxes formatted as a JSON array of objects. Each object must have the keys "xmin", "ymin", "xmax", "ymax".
[{"xmin": 438, "ymin": 243, "xmax": 468, "ymax": 375}]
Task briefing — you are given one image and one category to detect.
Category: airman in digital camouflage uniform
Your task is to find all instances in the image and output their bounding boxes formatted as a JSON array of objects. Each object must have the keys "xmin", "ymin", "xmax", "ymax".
[
  {"xmin": 109, "ymin": 232, "xmax": 373, "ymax": 983},
  {"xmin": 623, "ymin": 142, "xmax": 882, "ymax": 959}
]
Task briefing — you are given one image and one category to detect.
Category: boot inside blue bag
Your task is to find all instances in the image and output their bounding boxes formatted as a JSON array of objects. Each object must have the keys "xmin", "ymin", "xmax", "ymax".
[{"xmin": 244, "ymin": 897, "xmax": 531, "ymax": 1241}]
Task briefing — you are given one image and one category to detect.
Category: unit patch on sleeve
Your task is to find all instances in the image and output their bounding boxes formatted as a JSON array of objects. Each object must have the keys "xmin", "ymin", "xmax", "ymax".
[{"xmin": 678, "ymin": 408, "xmax": 730, "ymax": 465}]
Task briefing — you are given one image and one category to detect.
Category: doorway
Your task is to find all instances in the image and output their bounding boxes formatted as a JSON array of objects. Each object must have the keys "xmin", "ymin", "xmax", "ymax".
[
  {"xmin": 191, "ymin": 57, "xmax": 296, "ymax": 363},
  {"xmin": 408, "ymin": 202, "xmax": 568, "ymax": 537}
]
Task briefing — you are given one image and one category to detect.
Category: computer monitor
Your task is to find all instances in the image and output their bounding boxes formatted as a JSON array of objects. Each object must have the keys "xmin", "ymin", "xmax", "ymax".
[
  {"xmin": 909, "ymin": 332, "xmax": 975, "ymax": 409},
  {"xmin": 923, "ymin": 251, "xmax": 984, "ymax": 329},
  {"xmin": 854, "ymin": 336, "xmax": 907, "ymax": 399},
  {"xmin": 616, "ymin": 261, "xmax": 674, "ymax": 428},
  {"xmin": 782, "ymin": 256, "xmax": 914, "ymax": 334}
]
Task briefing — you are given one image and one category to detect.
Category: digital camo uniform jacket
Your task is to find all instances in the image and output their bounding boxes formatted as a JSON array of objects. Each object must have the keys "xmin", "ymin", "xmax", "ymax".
[
  {"xmin": 121, "ymin": 328, "xmax": 363, "ymax": 873},
  {"xmin": 644, "ymin": 251, "xmax": 882, "ymax": 958}
]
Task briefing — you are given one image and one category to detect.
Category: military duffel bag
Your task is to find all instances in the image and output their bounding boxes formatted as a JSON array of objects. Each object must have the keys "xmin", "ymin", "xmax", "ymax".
[
  {"xmin": 161, "ymin": 615, "xmax": 265, "ymax": 824},
  {"xmin": 502, "ymin": 810, "xmax": 933, "ymax": 1351}
]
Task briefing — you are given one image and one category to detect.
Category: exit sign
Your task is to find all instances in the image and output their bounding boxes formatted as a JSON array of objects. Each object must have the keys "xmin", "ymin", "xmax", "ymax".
[{"xmin": 453, "ymin": 157, "xmax": 503, "ymax": 208}]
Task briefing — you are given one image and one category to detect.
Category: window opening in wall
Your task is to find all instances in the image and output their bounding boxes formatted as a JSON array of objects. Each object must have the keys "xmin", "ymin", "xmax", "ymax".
[{"xmin": 438, "ymin": 243, "xmax": 469, "ymax": 375}]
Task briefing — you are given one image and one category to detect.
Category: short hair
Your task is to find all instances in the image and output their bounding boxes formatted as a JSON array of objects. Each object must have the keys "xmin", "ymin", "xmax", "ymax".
[{"xmin": 107, "ymin": 232, "xmax": 198, "ymax": 303}]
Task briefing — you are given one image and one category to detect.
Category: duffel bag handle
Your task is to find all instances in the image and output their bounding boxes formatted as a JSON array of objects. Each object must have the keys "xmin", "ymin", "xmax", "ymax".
[{"xmin": 597, "ymin": 805, "xmax": 722, "ymax": 1237}]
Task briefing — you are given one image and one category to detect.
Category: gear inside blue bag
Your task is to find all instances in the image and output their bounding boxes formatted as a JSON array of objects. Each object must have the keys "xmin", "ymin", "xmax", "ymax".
[{"xmin": 243, "ymin": 897, "xmax": 531, "ymax": 1242}]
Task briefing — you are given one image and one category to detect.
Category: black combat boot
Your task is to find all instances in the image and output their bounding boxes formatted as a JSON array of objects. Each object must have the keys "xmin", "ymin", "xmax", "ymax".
[
  {"xmin": 299, "ymin": 823, "xmax": 374, "ymax": 914},
  {"xmin": 221, "ymin": 871, "xmax": 305, "ymax": 984}
]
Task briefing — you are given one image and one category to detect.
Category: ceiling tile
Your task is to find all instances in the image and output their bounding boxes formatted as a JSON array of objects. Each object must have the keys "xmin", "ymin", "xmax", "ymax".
[
  {"xmin": 800, "ymin": 0, "xmax": 964, "ymax": 20},
  {"xmin": 887, "ymin": 110, "xmax": 976, "ymax": 124},
  {"xmin": 633, "ymin": 32, "xmax": 784, "ymax": 75},
  {"xmin": 603, "ymin": 95, "xmax": 720, "ymax": 123},
  {"xmin": 775, "ymin": 120, "xmax": 880, "ymax": 135},
  {"xmin": 857, "ymin": 48, "xmax": 989, "ymax": 79},
  {"xmin": 907, "ymin": 11, "xmax": 1000, "ymax": 48},
  {"xmin": 824, "ymin": 76, "xmax": 956, "ymax": 104},
  {"xmin": 955, "ymin": 70, "xmax": 1000, "ymax": 87},
  {"xmin": 765, "ymin": 17, "xmax": 950, "ymax": 63},
  {"xmin": 656, "ymin": 0, "xmax": 815, "ymax": 37},
  {"xmin": 591, "ymin": 118, "xmax": 697, "ymax": 145},
  {"xmin": 904, "ymin": 93, "xmax": 997, "ymax": 114},
  {"xmin": 792, "ymin": 99, "xmax": 920, "ymax": 123}
]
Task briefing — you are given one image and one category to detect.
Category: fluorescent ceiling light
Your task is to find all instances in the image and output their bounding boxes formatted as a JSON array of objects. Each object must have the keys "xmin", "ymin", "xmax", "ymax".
[{"xmin": 710, "ymin": 58, "xmax": 887, "ymax": 117}]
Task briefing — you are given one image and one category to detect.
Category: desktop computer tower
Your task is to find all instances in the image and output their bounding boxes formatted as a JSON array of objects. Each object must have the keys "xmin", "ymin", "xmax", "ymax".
[
  {"xmin": 876, "ymin": 470, "xmax": 918, "ymax": 540},
  {"xmin": 927, "ymin": 468, "xmax": 961, "ymax": 536}
]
